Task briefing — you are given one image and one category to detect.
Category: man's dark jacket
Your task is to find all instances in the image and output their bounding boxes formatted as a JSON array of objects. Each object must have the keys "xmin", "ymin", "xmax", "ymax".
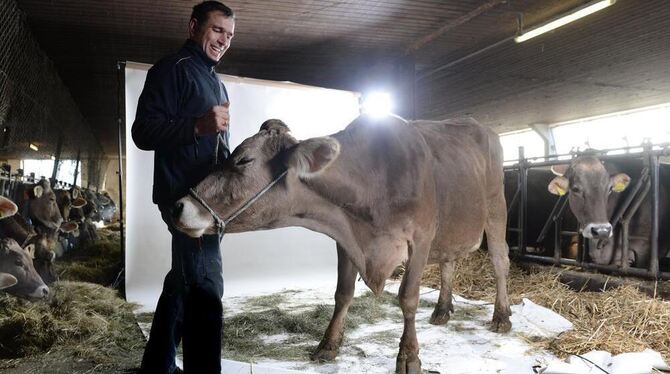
[{"xmin": 132, "ymin": 39, "xmax": 229, "ymax": 205}]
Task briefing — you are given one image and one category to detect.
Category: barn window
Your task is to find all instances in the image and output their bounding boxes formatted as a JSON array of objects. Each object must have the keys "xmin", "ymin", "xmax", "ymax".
[
  {"xmin": 21, "ymin": 159, "xmax": 79, "ymax": 183},
  {"xmin": 552, "ymin": 103, "xmax": 670, "ymax": 155},
  {"xmin": 499, "ymin": 129, "xmax": 545, "ymax": 164}
]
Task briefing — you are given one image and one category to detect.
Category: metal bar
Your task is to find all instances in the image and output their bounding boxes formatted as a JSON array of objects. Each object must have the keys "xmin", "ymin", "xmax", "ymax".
[
  {"xmin": 417, "ymin": 35, "xmax": 515, "ymax": 81},
  {"xmin": 519, "ymin": 254, "xmax": 670, "ymax": 280},
  {"xmin": 610, "ymin": 167, "xmax": 649, "ymax": 228},
  {"xmin": 114, "ymin": 61, "xmax": 126, "ymax": 293},
  {"xmin": 518, "ymin": 147, "xmax": 528, "ymax": 255},
  {"xmin": 405, "ymin": 0, "xmax": 507, "ymax": 54},
  {"xmin": 507, "ymin": 186, "xmax": 520, "ymax": 218},
  {"xmin": 503, "ymin": 143, "xmax": 670, "ymax": 165},
  {"xmin": 649, "ymin": 151, "xmax": 660, "ymax": 278},
  {"xmin": 536, "ymin": 194, "xmax": 568, "ymax": 243}
]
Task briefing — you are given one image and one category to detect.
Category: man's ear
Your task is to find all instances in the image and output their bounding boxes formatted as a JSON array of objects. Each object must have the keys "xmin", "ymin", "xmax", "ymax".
[
  {"xmin": 287, "ymin": 137, "xmax": 340, "ymax": 177},
  {"xmin": 260, "ymin": 119, "xmax": 290, "ymax": 135},
  {"xmin": 188, "ymin": 18, "xmax": 198, "ymax": 38},
  {"xmin": 548, "ymin": 176, "xmax": 569, "ymax": 196},
  {"xmin": 551, "ymin": 164, "xmax": 569, "ymax": 176},
  {"xmin": 611, "ymin": 173, "xmax": 631, "ymax": 193}
]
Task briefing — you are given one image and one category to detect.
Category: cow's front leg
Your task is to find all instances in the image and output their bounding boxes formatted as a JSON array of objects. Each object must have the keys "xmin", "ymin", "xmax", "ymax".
[
  {"xmin": 396, "ymin": 240, "xmax": 429, "ymax": 374},
  {"xmin": 430, "ymin": 261, "xmax": 454, "ymax": 325},
  {"xmin": 311, "ymin": 243, "xmax": 357, "ymax": 362}
]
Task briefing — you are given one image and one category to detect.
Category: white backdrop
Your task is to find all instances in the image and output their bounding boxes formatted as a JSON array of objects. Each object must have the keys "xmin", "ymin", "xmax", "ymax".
[{"xmin": 125, "ymin": 62, "xmax": 361, "ymax": 312}]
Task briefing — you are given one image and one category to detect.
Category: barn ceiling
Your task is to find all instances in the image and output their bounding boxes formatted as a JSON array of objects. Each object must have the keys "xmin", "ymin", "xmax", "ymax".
[{"xmin": 14, "ymin": 0, "xmax": 670, "ymax": 156}]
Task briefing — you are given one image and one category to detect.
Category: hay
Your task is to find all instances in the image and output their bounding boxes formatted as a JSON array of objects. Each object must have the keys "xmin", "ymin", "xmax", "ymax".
[
  {"xmin": 0, "ymin": 281, "xmax": 141, "ymax": 363},
  {"xmin": 222, "ymin": 290, "xmax": 409, "ymax": 362},
  {"xmin": 421, "ymin": 250, "xmax": 670, "ymax": 359},
  {"xmin": 56, "ymin": 237, "xmax": 122, "ymax": 286}
]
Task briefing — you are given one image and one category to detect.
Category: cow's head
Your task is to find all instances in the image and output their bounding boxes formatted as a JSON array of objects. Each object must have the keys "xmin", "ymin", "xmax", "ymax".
[
  {"xmin": 547, "ymin": 153, "xmax": 630, "ymax": 264},
  {"xmin": 26, "ymin": 233, "xmax": 58, "ymax": 284},
  {"xmin": 27, "ymin": 179, "xmax": 63, "ymax": 231},
  {"xmin": 0, "ymin": 238, "xmax": 49, "ymax": 298},
  {"xmin": 172, "ymin": 119, "xmax": 341, "ymax": 237}
]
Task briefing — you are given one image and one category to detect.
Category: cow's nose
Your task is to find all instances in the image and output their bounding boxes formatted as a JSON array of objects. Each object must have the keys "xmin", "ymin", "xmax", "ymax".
[
  {"xmin": 591, "ymin": 224, "xmax": 612, "ymax": 239},
  {"xmin": 40, "ymin": 285, "xmax": 49, "ymax": 297},
  {"xmin": 172, "ymin": 202, "xmax": 184, "ymax": 220}
]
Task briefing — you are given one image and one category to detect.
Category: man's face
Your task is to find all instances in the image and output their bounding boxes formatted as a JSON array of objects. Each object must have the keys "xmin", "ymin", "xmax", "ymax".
[{"xmin": 189, "ymin": 11, "xmax": 235, "ymax": 62}]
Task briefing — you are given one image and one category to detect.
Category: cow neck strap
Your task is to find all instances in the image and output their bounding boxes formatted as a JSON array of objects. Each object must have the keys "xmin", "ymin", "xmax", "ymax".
[{"xmin": 188, "ymin": 169, "xmax": 288, "ymax": 235}]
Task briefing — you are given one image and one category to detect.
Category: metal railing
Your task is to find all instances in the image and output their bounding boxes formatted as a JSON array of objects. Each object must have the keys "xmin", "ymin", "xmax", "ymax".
[{"xmin": 505, "ymin": 144, "xmax": 670, "ymax": 280}]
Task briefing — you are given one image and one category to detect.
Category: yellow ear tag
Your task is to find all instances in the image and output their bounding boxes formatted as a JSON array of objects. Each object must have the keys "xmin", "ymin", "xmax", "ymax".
[
  {"xmin": 613, "ymin": 181, "xmax": 626, "ymax": 192},
  {"xmin": 556, "ymin": 186, "xmax": 566, "ymax": 196}
]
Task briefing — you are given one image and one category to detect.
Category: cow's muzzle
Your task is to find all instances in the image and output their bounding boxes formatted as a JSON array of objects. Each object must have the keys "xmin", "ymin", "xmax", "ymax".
[{"xmin": 583, "ymin": 223, "xmax": 612, "ymax": 239}]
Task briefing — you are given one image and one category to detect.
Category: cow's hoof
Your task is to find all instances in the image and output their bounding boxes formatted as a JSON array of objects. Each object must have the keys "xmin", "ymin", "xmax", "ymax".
[
  {"xmin": 395, "ymin": 353, "xmax": 422, "ymax": 374},
  {"xmin": 490, "ymin": 317, "xmax": 512, "ymax": 333},
  {"xmin": 310, "ymin": 343, "xmax": 339, "ymax": 362},
  {"xmin": 429, "ymin": 309, "xmax": 451, "ymax": 325}
]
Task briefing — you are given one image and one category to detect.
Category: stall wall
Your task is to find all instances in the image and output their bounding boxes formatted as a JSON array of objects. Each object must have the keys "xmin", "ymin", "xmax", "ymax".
[{"xmin": 125, "ymin": 62, "xmax": 360, "ymax": 311}]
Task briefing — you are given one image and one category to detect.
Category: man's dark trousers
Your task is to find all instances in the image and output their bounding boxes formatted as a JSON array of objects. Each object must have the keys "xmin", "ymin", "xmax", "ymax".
[{"xmin": 140, "ymin": 206, "xmax": 224, "ymax": 374}]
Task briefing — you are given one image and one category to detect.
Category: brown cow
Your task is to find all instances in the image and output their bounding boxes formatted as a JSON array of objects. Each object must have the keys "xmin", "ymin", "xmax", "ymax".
[
  {"xmin": 0, "ymin": 237, "xmax": 50, "ymax": 298},
  {"xmin": 171, "ymin": 116, "xmax": 511, "ymax": 373},
  {"xmin": 0, "ymin": 214, "xmax": 58, "ymax": 284},
  {"xmin": 548, "ymin": 152, "xmax": 670, "ymax": 267}
]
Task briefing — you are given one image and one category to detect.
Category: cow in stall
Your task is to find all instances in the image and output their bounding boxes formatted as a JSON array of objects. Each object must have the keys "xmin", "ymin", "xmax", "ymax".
[
  {"xmin": 0, "ymin": 213, "xmax": 58, "ymax": 284},
  {"xmin": 69, "ymin": 187, "xmax": 100, "ymax": 244},
  {"xmin": 53, "ymin": 187, "xmax": 85, "ymax": 255},
  {"xmin": 0, "ymin": 195, "xmax": 50, "ymax": 298},
  {"xmin": 12, "ymin": 178, "xmax": 64, "ymax": 236},
  {"xmin": 170, "ymin": 116, "xmax": 511, "ymax": 373},
  {"xmin": 547, "ymin": 152, "xmax": 670, "ymax": 268}
]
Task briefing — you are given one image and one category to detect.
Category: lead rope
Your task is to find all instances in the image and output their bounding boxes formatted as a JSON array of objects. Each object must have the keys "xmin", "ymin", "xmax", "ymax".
[
  {"xmin": 213, "ymin": 131, "xmax": 227, "ymax": 166},
  {"xmin": 188, "ymin": 169, "xmax": 288, "ymax": 236}
]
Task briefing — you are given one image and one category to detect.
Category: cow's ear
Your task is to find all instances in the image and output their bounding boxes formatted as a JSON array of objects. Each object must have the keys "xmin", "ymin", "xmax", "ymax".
[
  {"xmin": 611, "ymin": 173, "xmax": 631, "ymax": 193},
  {"xmin": 260, "ymin": 119, "xmax": 290, "ymax": 135},
  {"xmin": 551, "ymin": 164, "xmax": 569, "ymax": 176},
  {"xmin": 548, "ymin": 176, "xmax": 569, "ymax": 196},
  {"xmin": 71, "ymin": 188, "xmax": 80, "ymax": 199},
  {"xmin": 0, "ymin": 196, "xmax": 18, "ymax": 219},
  {"xmin": 72, "ymin": 197, "xmax": 87, "ymax": 209},
  {"xmin": 288, "ymin": 137, "xmax": 340, "ymax": 177},
  {"xmin": 32, "ymin": 185, "xmax": 44, "ymax": 199},
  {"xmin": 0, "ymin": 273, "xmax": 17, "ymax": 290},
  {"xmin": 25, "ymin": 244, "xmax": 35, "ymax": 259},
  {"xmin": 60, "ymin": 221, "xmax": 78, "ymax": 233}
]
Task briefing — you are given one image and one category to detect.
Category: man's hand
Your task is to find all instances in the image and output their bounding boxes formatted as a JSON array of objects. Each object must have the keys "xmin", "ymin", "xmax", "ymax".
[{"xmin": 194, "ymin": 102, "xmax": 230, "ymax": 136}]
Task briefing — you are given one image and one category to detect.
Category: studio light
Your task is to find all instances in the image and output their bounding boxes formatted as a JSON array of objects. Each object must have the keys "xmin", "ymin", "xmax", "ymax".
[
  {"xmin": 362, "ymin": 92, "xmax": 393, "ymax": 118},
  {"xmin": 515, "ymin": 0, "xmax": 616, "ymax": 43},
  {"xmin": 29, "ymin": 143, "xmax": 39, "ymax": 151}
]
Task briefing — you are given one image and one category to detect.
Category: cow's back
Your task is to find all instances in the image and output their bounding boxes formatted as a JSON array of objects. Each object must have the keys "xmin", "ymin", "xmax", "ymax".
[{"xmin": 413, "ymin": 118, "xmax": 504, "ymax": 260}]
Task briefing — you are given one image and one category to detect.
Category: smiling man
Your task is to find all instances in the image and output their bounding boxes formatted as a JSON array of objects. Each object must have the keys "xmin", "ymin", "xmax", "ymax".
[{"xmin": 131, "ymin": 2, "xmax": 235, "ymax": 373}]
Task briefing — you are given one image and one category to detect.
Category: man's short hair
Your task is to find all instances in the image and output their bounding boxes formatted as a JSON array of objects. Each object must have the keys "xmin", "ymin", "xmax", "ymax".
[{"xmin": 191, "ymin": 1, "xmax": 235, "ymax": 27}]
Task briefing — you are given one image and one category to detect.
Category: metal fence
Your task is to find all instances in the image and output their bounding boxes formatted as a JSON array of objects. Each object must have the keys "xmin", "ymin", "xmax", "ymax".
[
  {"xmin": 505, "ymin": 144, "xmax": 670, "ymax": 280},
  {"xmin": 0, "ymin": 0, "xmax": 103, "ymax": 186}
]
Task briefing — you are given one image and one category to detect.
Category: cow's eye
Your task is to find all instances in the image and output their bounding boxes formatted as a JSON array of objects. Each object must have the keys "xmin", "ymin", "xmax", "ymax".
[
  {"xmin": 14, "ymin": 260, "xmax": 23, "ymax": 267},
  {"xmin": 236, "ymin": 158, "xmax": 254, "ymax": 167},
  {"xmin": 571, "ymin": 186, "xmax": 582, "ymax": 194}
]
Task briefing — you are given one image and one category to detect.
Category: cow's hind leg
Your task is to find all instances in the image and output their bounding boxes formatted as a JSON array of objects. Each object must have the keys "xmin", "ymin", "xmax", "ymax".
[
  {"xmin": 396, "ymin": 239, "xmax": 430, "ymax": 374},
  {"xmin": 486, "ymin": 192, "xmax": 512, "ymax": 333},
  {"xmin": 429, "ymin": 261, "xmax": 455, "ymax": 325},
  {"xmin": 311, "ymin": 243, "xmax": 357, "ymax": 361}
]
